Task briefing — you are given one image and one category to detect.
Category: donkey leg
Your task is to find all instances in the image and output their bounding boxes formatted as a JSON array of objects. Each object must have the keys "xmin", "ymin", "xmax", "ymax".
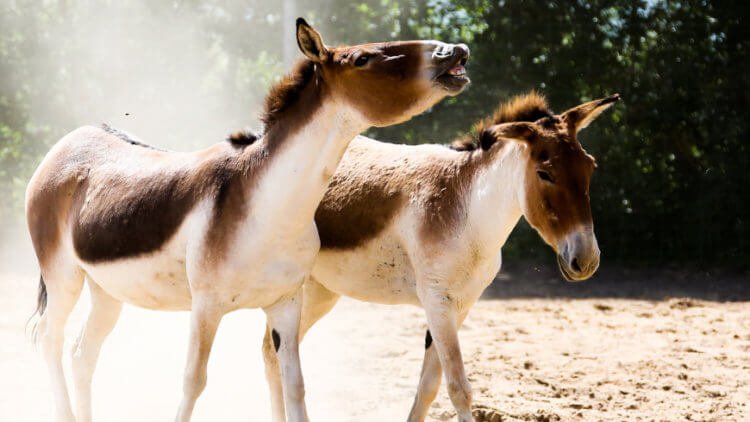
[
  {"xmin": 264, "ymin": 287, "xmax": 309, "ymax": 422},
  {"xmin": 71, "ymin": 280, "xmax": 122, "ymax": 422},
  {"xmin": 420, "ymin": 294, "xmax": 473, "ymax": 422},
  {"xmin": 298, "ymin": 279, "xmax": 341, "ymax": 341},
  {"xmin": 407, "ymin": 332, "xmax": 442, "ymax": 422},
  {"xmin": 263, "ymin": 279, "xmax": 340, "ymax": 422},
  {"xmin": 175, "ymin": 299, "xmax": 224, "ymax": 422},
  {"xmin": 263, "ymin": 324, "xmax": 287, "ymax": 422},
  {"xmin": 39, "ymin": 265, "xmax": 85, "ymax": 422},
  {"xmin": 408, "ymin": 312, "xmax": 469, "ymax": 422}
]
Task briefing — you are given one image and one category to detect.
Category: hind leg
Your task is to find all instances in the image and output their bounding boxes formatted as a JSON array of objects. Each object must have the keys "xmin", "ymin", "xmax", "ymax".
[
  {"xmin": 38, "ymin": 262, "xmax": 85, "ymax": 422},
  {"xmin": 175, "ymin": 296, "xmax": 224, "ymax": 422},
  {"xmin": 71, "ymin": 280, "xmax": 122, "ymax": 422}
]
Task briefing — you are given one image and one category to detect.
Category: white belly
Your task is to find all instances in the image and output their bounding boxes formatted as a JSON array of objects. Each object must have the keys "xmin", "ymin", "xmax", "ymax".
[
  {"xmin": 75, "ymin": 203, "xmax": 321, "ymax": 311},
  {"xmin": 81, "ymin": 249, "xmax": 192, "ymax": 310},
  {"xmin": 312, "ymin": 234, "xmax": 419, "ymax": 305}
]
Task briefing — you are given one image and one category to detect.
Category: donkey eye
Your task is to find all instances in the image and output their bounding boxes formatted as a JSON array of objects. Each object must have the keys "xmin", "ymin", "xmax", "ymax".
[
  {"xmin": 354, "ymin": 55, "xmax": 370, "ymax": 67},
  {"xmin": 537, "ymin": 170, "xmax": 554, "ymax": 183}
]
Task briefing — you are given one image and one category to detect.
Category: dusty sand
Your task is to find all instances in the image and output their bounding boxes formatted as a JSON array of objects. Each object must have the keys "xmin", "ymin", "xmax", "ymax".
[{"xmin": 1, "ymin": 266, "xmax": 748, "ymax": 421}]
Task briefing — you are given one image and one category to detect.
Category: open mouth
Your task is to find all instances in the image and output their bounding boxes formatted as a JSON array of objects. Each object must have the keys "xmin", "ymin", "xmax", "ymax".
[{"xmin": 435, "ymin": 55, "xmax": 470, "ymax": 91}]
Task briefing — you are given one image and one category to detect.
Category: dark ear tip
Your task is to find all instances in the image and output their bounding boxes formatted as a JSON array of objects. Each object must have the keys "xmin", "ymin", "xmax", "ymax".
[
  {"xmin": 479, "ymin": 128, "xmax": 497, "ymax": 150},
  {"xmin": 599, "ymin": 93, "xmax": 622, "ymax": 106},
  {"xmin": 296, "ymin": 17, "xmax": 308, "ymax": 28}
]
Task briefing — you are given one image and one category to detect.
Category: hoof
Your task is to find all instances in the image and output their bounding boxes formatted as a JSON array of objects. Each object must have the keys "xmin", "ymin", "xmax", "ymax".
[{"xmin": 472, "ymin": 405, "xmax": 506, "ymax": 422}]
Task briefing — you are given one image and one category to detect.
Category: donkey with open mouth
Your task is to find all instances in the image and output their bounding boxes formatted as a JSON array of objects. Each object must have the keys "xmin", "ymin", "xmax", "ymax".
[
  {"xmin": 263, "ymin": 92, "xmax": 620, "ymax": 421},
  {"xmin": 25, "ymin": 18, "xmax": 470, "ymax": 422}
]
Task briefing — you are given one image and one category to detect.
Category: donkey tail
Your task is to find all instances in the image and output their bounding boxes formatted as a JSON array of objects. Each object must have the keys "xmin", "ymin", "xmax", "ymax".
[{"xmin": 28, "ymin": 274, "xmax": 47, "ymax": 344}]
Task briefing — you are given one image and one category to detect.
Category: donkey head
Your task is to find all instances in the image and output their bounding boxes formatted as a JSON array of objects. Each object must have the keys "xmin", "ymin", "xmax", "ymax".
[
  {"xmin": 489, "ymin": 94, "xmax": 620, "ymax": 281},
  {"xmin": 296, "ymin": 18, "xmax": 470, "ymax": 127}
]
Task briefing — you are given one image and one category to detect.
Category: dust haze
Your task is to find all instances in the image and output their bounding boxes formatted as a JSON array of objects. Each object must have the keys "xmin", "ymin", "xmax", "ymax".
[
  {"xmin": 1, "ymin": 1, "xmax": 288, "ymax": 269},
  {"xmin": 27, "ymin": 2, "xmax": 271, "ymax": 150}
]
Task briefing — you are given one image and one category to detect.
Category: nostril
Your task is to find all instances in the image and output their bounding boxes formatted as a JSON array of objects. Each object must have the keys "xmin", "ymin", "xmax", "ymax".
[
  {"xmin": 456, "ymin": 44, "xmax": 470, "ymax": 58},
  {"xmin": 571, "ymin": 258, "xmax": 582, "ymax": 273},
  {"xmin": 434, "ymin": 46, "xmax": 451, "ymax": 59}
]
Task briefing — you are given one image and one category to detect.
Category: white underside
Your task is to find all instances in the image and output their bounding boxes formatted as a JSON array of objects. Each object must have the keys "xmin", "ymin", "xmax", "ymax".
[
  {"xmin": 313, "ymin": 219, "xmax": 419, "ymax": 305},
  {"xmin": 74, "ymin": 197, "xmax": 321, "ymax": 311},
  {"xmin": 312, "ymin": 217, "xmax": 504, "ymax": 311}
]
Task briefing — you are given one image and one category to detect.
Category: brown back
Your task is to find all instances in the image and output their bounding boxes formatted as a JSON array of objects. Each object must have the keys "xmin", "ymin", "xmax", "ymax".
[
  {"xmin": 67, "ymin": 137, "xmax": 257, "ymax": 263},
  {"xmin": 315, "ymin": 140, "xmax": 485, "ymax": 249}
]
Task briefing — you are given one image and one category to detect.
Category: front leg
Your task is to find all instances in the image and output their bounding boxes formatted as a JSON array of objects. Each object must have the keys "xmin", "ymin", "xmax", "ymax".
[
  {"xmin": 408, "ymin": 309, "xmax": 469, "ymax": 422},
  {"xmin": 419, "ymin": 290, "xmax": 473, "ymax": 422},
  {"xmin": 263, "ymin": 278, "xmax": 340, "ymax": 422},
  {"xmin": 407, "ymin": 332, "xmax": 442, "ymax": 422},
  {"xmin": 264, "ymin": 288, "xmax": 309, "ymax": 422},
  {"xmin": 175, "ymin": 298, "xmax": 224, "ymax": 422},
  {"xmin": 263, "ymin": 325, "xmax": 287, "ymax": 422}
]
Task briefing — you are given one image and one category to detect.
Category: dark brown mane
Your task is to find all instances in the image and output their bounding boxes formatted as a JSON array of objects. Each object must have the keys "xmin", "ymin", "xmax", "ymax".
[
  {"xmin": 227, "ymin": 128, "xmax": 261, "ymax": 146},
  {"xmin": 489, "ymin": 91, "xmax": 552, "ymax": 124},
  {"xmin": 450, "ymin": 91, "xmax": 553, "ymax": 151},
  {"xmin": 100, "ymin": 123, "xmax": 165, "ymax": 151},
  {"xmin": 260, "ymin": 59, "xmax": 319, "ymax": 129}
]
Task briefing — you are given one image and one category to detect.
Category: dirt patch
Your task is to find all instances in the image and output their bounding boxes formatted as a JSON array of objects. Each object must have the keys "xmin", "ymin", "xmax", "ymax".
[{"xmin": 1, "ymin": 270, "xmax": 749, "ymax": 421}]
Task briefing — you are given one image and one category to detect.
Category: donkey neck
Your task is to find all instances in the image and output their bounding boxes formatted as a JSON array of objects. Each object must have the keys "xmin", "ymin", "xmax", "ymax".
[
  {"xmin": 248, "ymin": 98, "xmax": 366, "ymax": 231},
  {"xmin": 464, "ymin": 142, "xmax": 527, "ymax": 255}
]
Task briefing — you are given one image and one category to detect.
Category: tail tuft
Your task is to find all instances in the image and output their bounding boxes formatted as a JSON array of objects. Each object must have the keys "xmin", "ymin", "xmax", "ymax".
[{"xmin": 27, "ymin": 274, "xmax": 47, "ymax": 345}]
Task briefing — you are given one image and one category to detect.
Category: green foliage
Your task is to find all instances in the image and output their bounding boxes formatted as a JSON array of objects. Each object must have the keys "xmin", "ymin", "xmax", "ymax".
[
  {"xmin": 1, "ymin": 0, "xmax": 747, "ymax": 266},
  {"xmin": 372, "ymin": 0, "xmax": 750, "ymax": 266}
]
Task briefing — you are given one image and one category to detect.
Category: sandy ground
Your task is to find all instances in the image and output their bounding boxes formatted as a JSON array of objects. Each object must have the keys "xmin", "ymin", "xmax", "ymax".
[{"xmin": 1, "ymin": 266, "xmax": 749, "ymax": 421}]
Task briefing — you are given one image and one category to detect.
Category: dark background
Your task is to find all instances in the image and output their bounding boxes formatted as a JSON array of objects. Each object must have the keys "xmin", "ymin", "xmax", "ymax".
[{"xmin": 1, "ymin": 0, "xmax": 748, "ymax": 272}]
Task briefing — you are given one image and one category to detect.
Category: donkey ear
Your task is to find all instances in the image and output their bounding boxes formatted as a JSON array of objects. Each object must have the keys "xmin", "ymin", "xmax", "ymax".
[
  {"xmin": 485, "ymin": 122, "xmax": 538, "ymax": 147},
  {"xmin": 296, "ymin": 18, "xmax": 328, "ymax": 63},
  {"xmin": 562, "ymin": 94, "xmax": 621, "ymax": 133}
]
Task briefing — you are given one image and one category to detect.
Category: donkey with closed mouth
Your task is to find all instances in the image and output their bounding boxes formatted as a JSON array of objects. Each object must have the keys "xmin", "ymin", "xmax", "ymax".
[
  {"xmin": 25, "ymin": 18, "xmax": 470, "ymax": 422},
  {"xmin": 262, "ymin": 92, "xmax": 620, "ymax": 421}
]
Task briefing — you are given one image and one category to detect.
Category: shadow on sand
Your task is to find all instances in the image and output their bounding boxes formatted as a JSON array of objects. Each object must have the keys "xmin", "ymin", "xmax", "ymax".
[{"xmin": 484, "ymin": 261, "xmax": 750, "ymax": 302}]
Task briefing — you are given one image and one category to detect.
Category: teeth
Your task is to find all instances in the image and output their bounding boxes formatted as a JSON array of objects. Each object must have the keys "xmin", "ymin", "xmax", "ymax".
[{"xmin": 447, "ymin": 64, "xmax": 466, "ymax": 76}]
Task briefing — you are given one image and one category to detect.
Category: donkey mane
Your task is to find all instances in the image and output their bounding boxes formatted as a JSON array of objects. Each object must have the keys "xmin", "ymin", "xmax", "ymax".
[
  {"xmin": 100, "ymin": 124, "xmax": 165, "ymax": 151},
  {"xmin": 261, "ymin": 59, "xmax": 319, "ymax": 129},
  {"xmin": 450, "ymin": 91, "xmax": 553, "ymax": 151}
]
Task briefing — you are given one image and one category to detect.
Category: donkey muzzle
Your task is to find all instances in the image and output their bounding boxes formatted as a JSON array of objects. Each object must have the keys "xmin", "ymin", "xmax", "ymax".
[
  {"xmin": 557, "ymin": 230, "xmax": 600, "ymax": 282},
  {"xmin": 431, "ymin": 43, "xmax": 470, "ymax": 92}
]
